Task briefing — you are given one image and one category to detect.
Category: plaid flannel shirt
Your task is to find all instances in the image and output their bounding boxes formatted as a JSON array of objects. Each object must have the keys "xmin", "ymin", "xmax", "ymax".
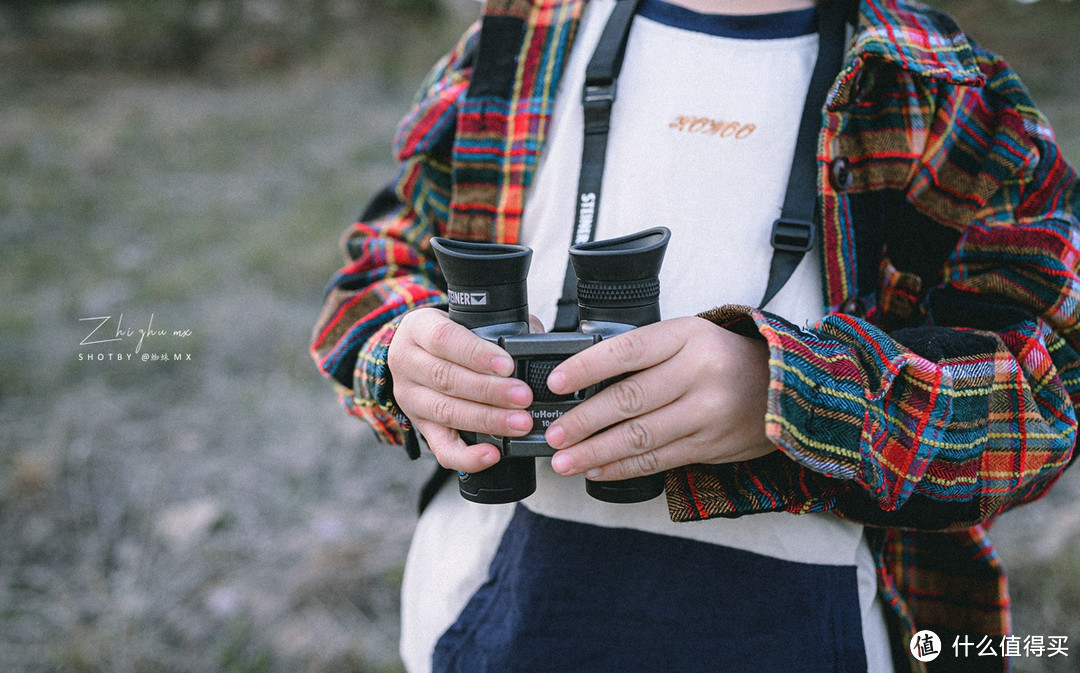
[{"xmin": 311, "ymin": 0, "xmax": 1080, "ymax": 669}]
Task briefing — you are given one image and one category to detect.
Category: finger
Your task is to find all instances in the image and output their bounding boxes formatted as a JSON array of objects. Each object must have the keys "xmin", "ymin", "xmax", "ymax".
[
  {"xmin": 415, "ymin": 420, "xmax": 502, "ymax": 473},
  {"xmin": 529, "ymin": 313, "xmax": 546, "ymax": 334},
  {"xmin": 583, "ymin": 425, "xmax": 774, "ymax": 480},
  {"xmin": 545, "ymin": 360, "xmax": 685, "ymax": 449},
  {"xmin": 549, "ymin": 400, "xmax": 692, "ymax": 477},
  {"xmin": 407, "ymin": 386, "xmax": 535, "ymax": 438},
  {"xmin": 546, "ymin": 321, "xmax": 686, "ymax": 395},
  {"xmin": 584, "ymin": 435, "xmax": 700, "ymax": 481},
  {"xmin": 410, "ymin": 310, "xmax": 515, "ymax": 376},
  {"xmin": 404, "ymin": 347, "xmax": 533, "ymax": 409}
]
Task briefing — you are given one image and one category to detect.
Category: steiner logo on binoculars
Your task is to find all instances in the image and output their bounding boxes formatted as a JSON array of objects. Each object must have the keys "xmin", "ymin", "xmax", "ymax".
[{"xmin": 448, "ymin": 290, "xmax": 489, "ymax": 306}]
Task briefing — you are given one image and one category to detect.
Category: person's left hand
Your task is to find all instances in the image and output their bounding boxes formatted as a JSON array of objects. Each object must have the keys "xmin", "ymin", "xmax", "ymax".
[{"xmin": 545, "ymin": 316, "xmax": 775, "ymax": 481}]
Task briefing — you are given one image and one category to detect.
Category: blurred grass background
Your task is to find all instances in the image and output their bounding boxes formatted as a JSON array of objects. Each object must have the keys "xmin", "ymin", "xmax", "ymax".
[{"xmin": 0, "ymin": 0, "xmax": 1078, "ymax": 671}]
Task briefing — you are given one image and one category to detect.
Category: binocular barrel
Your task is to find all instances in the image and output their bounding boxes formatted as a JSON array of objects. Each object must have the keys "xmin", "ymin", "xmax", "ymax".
[
  {"xmin": 430, "ymin": 237, "xmax": 538, "ymax": 503},
  {"xmin": 570, "ymin": 228, "xmax": 669, "ymax": 503}
]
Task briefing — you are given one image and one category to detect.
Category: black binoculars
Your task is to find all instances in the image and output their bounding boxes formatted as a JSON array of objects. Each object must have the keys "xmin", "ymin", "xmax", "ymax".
[{"xmin": 430, "ymin": 227, "xmax": 670, "ymax": 505}]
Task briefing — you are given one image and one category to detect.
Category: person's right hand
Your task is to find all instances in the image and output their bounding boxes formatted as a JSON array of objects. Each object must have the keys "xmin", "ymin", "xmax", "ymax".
[{"xmin": 387, "ymin": 307, "xmax": 535, "ymax": 472}]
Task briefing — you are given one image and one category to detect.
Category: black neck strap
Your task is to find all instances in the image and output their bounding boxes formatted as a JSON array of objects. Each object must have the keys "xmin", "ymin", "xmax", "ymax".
[
  {"xmin": 554, "ymin": 0, "xmax": 645, "ymax": 330},
  {"xmin": 553, "ymin": 0, "xmax": 849, "ymax": 331}
]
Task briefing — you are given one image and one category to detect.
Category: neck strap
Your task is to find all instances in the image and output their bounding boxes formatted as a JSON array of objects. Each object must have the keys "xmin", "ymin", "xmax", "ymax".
[{"xmin": 553, "ymin": 0, "xmax": 850, "ymax": 331}]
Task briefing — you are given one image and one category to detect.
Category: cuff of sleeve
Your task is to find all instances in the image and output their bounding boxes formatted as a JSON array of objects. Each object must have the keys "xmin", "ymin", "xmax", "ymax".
[
  {"xmin": 346, "ymin": 315, "xmax": 410, "ymax": 446},
  {"xmin": 351, "ymin": 304, "xmax": 447, "ymax": 455},
  {"xmin": 665, "ymin": 452, "xmax": 848, "ymax": 522},
  {"xmin": 341, "ymin": 393, "xmax": 420, "ymax": 459},
  {"xmin": 357, "ymin": 316, "xmax": 404, "ymax": 410},
  {"xmin": 668, "ymin": 304, "xmax": 866, "ymax": 521},
  {"xmin": 698, "ymin": 304, "xmax": 865, "ymax": 479},
  {"xmin": 342, "ymin": 390, "xmax": 408, "ymax": 445}
]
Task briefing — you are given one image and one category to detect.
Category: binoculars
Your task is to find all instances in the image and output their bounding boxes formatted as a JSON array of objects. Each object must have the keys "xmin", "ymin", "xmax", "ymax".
[{"xmin": 430, "ymin": 227, "xmax": 670, "ymax": 505}]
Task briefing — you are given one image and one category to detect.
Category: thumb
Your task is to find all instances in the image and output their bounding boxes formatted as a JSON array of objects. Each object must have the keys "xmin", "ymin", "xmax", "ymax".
[
  {"xmin": 529, "ymin": 313, "xmax": 546, "ymax": 334},
  {"xmin": 416, "ymin": 420, "xmax": 502, "ymax": 473}
]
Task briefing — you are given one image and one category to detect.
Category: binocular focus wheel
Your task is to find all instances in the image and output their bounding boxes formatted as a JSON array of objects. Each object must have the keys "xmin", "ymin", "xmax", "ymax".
[
  {"xmin": 458, "ymin": 458, "xmax": 537, "ymax": 504},
  {"xmin": 586, "ymin": 473, "xmax": 665, "ymax": 503}
]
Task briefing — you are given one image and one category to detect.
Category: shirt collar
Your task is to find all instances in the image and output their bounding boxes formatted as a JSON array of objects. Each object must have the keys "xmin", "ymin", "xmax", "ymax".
[{"xmin": 851, "ymin": 0, "xmax": 984, "ymax": 86}]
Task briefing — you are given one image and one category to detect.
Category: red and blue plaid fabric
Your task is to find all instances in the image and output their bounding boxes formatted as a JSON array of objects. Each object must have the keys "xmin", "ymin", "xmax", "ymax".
[{"xmin": 310, "ymin": 0, "xmax": 1079, "ymax": 669}]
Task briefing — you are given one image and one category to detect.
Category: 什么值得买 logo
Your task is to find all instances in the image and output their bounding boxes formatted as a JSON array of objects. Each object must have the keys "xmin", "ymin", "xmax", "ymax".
[{"xmin": 910, "ymin": 630, "xmax": 942, "ymax": 662}]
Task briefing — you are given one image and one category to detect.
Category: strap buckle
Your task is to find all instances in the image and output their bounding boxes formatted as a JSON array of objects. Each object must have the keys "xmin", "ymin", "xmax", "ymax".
[
  {"xmin": 582, "ymin": 82, "xmax": 617, "ymax": 134},
  {"xmin": 583, "ymin": 81, "xmax": 617, "ymax": 106},
  {"xmin": 770, "ymin": 217, "xmax": 816, "ymax": 253}
]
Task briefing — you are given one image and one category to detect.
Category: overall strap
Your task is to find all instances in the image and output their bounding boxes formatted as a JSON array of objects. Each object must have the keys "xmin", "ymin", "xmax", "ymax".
[
  {"xmin": 554, "ymin": 0, "xmax": 646, "ymax": 331},
  {"xmin": 758, "ymin": 0, "xmax": 849, "ymax": 309}
]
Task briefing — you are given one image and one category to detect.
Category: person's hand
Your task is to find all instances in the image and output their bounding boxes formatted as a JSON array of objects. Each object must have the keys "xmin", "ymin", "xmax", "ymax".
[
  {"xmin": 387, "ymin": 308, "xmax": 538, "ymax": 472},
  {"xmin": 544, "ymin": 316, "xmax": 774, "ymax": 481}
]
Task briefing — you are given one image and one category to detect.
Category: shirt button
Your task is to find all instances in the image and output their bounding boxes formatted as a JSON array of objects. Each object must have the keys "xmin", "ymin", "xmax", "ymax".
[
  {"xmin": 830, "ymin": 157, "xmax": 853, "ymax": 192},
  {"xmin": 840, "ymin": 297, "xmax": 866, "ymax": 318},
  {"xmin": 853, "ymin": 68, "xmax": 865, "ymax": 88},
  {"xmin": 852, "ymin": 69, "xmax": 869, "ymax": 100}
]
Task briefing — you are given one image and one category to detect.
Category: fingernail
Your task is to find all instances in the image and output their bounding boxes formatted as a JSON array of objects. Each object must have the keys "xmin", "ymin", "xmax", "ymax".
[
  {"xmin": 547, "ymin": 370, "xmax": 566, "ymax": 394},
  {"xmin": 481, "ymin": 451, "xmax": 499, "ymax": 466},
  {"xmin": 585, "ymin": 468, "xmax": 602, "ymax": 479},
  {"xmin": 545, "ymin": 424, "xmax": 565, "ymax": 448},
  {"xmin": 508, "ymin": 384, "xmax": 532, "ymax": 407},
  {"xmin": 551, "ymin": 452, "xmax": 574, "ymax": 474},
  {"xmin": 507, "ymin": 411, "xmax": 533, "ymax": 432}
]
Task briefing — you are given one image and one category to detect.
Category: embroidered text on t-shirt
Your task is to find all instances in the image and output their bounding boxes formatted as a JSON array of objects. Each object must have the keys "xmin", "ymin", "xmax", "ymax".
[{"xmin": 669, "ymin": 115, "xmax": 756, "ymax": 139}]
